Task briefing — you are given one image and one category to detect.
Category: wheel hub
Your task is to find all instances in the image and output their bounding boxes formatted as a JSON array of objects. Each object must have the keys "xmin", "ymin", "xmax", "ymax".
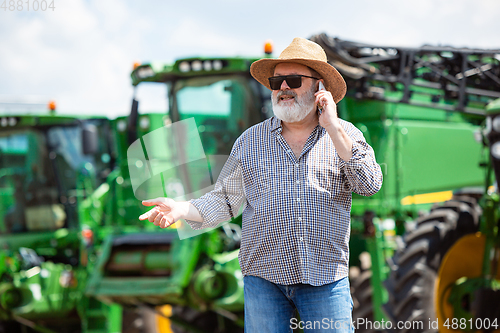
[{"xmin": 435, "ymin": 233, "xmax": 500, "ymax": 332}]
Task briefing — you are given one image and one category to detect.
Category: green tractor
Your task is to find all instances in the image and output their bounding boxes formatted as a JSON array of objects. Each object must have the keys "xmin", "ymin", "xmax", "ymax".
[{"xmin": 0, "ymin": 112, "xmax": 121, "ymax": 332}]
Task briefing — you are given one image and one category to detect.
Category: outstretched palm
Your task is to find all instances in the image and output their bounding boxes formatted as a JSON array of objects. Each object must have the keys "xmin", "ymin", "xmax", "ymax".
[{"xmin": 139, "ymin": 197, "xmax": 180, "ymax": 228}]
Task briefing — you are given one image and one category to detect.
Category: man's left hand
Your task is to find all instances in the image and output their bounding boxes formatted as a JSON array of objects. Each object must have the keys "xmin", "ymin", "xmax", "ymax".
[
  {"xmin": 315, "ymin": 88, "xmax": 353, "ymax": 161},
  {"xmin": 315, "ymin": 89, "xmax": 339, "ymax": 130}
]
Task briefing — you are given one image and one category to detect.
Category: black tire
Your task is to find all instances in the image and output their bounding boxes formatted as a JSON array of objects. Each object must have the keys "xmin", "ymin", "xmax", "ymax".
[
  {"xmin": 0, "ymin": 313, "xmax": 81, "ymax": 333},
  {"xmin": 0, "ymin": 321, "xmax": 22, "ymax": 333},
  {"xmin": 351, "ymin": 269, "xmax": 376, "ymax": 333},
  {"xmin": 383, "ymin": 196, "xmax": 481, "ymax": 333}
]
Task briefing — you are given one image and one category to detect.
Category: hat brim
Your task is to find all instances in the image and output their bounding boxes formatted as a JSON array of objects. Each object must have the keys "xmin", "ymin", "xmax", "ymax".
[{"xmin": 250, "ymin": 58, "xmax": 347, "ymax": 103}]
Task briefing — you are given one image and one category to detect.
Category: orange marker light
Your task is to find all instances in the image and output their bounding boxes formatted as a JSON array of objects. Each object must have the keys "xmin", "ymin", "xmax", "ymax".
[
  {"xmin": 133, "ymin": 62, "xmax": 141, "ymax": 70},
  {"xmin": 82, "ymin": 229, "xmax": 94, "ymax": 247},
  {"xmin": 48, "ymin": 100, "xmax": 56, "ymax": 111},
  {"xmin": 264, "ymin": 40, "xmax": 273, "ymax": 55}
]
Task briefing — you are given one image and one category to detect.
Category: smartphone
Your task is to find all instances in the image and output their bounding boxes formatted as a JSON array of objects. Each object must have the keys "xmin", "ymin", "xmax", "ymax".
[
  {"xmin": 318, "ymin": 81, "xmax": 325, "ymax": 92},
  {"xmin": 317, "ymin": 81, "xmax": 325, "ymax": 115}
]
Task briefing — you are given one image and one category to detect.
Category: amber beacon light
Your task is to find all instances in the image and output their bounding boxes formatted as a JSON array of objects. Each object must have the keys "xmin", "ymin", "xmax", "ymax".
[
  {"xmin": 264, "ymin": 40, "xmax": 273, "ymax": 55},
  {"xmin": 48, "ymin": 100, "xmax": 56, "ymax": 112}
]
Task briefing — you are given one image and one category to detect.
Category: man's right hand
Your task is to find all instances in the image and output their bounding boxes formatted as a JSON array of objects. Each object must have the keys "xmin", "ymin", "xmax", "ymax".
[
  {"xmin": 139, "ymin": 198, "xmax": 203, "ymax": 228},
  {"xmin": 139, "ymin": 197, "xmax": 185, "ymax": 228}
]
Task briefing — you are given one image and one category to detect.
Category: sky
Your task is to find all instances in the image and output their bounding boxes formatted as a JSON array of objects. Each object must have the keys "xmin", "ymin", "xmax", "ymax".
[{"xmin": 0, "ymin": 0, "xmax": 499, "ymax": 118}]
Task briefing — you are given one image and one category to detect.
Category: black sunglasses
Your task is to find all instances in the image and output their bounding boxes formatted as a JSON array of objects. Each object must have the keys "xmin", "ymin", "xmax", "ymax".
[{"xmin": 268, "ymin": 75, "xmax": 320, "ymax": 90}]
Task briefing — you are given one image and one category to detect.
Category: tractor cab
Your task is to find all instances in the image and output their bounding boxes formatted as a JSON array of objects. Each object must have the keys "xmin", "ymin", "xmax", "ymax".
[
  {"xmin": 0, "ymin": 113, "xmax": 117, "ymax": 332},
  {"xmin": 0, "ymin": 114, "xmax": 113, "ymax": 252},
  {"xmin": 0, "ymin": 127, "xmax": 64, "ymax": 234},
  {"xmin": 130, "ymin": 57, "xmax": 272, "ymax": 156}
]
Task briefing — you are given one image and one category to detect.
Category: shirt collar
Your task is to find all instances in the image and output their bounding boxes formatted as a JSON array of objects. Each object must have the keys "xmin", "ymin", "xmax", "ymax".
[{"xmin": 270, "ymin": 116, "xmax": 282, "ymax": 132}]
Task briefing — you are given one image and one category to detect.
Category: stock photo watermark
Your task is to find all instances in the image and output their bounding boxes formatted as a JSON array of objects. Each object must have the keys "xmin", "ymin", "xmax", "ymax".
[
  {"xmin": 290, "ymin": 317, "xmax": 500, "ymax": 331},
  {"xmin": 1, "ymin": 0, "xmax": 55, "ymax": 11}
]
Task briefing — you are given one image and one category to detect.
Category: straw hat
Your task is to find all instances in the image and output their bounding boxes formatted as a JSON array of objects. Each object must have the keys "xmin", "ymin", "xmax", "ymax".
[{"xmin": 250, "ymin": 37, "xmax": 346, "ymax": 103}]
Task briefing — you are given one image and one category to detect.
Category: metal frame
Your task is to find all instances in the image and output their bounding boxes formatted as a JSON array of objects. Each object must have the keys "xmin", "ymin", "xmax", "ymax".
[{"xmin": 311, "ymin": 33, "xmax": 500, "ymax": 114}]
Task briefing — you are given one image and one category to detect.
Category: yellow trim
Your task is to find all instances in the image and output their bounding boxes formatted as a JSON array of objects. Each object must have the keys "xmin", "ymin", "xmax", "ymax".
[
  {"xmin": 400, "ymin": 190, "xmax": 453, "ymax": 206},
  {"xmin": 156, "ymin": 305, "xmax": 174, "ymax": 333}
]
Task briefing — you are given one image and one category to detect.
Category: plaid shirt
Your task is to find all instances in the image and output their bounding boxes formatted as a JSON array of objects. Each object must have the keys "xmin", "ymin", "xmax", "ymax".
[{"xmin": 188, "ymin": 116, "xmax": 382, "ymax": 286}]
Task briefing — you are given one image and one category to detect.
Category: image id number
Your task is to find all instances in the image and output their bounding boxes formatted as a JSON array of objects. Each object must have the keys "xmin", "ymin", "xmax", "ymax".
[
  {"xmin": 444, "ymin": 317, "xmax": 499, "ymax": 330},
  {"xmin": 1, "ymin": 0, "xmax": 55, "ymax": 11}
]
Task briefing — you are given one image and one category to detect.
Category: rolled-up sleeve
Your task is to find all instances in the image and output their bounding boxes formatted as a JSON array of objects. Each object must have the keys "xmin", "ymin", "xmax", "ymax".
[
  {"xmin": 339, "ymin": 122, "xmax": 383, "ymax": 196},
  {"xmin": 185, "ymin": 142, "xmax": 245, "ymax": 230}
]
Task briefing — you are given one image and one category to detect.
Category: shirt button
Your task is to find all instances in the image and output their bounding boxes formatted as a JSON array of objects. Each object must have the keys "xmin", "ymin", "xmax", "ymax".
[
  {"xmin": 295, "ymin": 163, "xmax": 299, "ymax": 168},
  {"xmin": 299, "ymin": 237, "xmax": 303, "ymax": 241},
  {"xmin": 297, "ymin": 198, "xmax": 300, "ymax": 202},
  {"xmin": 287, "ymin": 149, "xmax": 292, "ymax": 153},
  {"xmin": 296, "ymin": 180, "xmax": 300, "ymax": 184},
  {"xmin": 298, "ymin": 217, "xmax": 302, "ymax": 222}
]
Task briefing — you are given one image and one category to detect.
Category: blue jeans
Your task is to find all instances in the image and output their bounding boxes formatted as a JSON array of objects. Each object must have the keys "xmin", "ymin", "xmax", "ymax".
[{"xmin": 244, "ymin": 275, "xmax": 354, "ymax": 333}]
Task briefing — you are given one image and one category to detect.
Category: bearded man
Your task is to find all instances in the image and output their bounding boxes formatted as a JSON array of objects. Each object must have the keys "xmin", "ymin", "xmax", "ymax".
[{"xmin": 140, "ymin": 37, "xmax": 383, "ymax": 333}]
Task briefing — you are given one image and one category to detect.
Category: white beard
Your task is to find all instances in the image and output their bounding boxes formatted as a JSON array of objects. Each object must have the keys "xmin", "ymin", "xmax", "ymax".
[{"xmin": 271, "ymin": 87, "xmax": 316, "ymax": 123}]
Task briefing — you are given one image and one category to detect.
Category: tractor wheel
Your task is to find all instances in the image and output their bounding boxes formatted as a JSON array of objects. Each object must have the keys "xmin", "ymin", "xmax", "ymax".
[
  {"xmin": 351, "ymin": 269, "xmax": 376, "ymax": 333},
  {"xmin": 384, "ymin": 195, "xmax": 500, "ymax": 332}
]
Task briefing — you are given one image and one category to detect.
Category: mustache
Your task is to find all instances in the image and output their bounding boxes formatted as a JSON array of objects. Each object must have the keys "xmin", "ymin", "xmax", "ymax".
[{"xmin": 277, "ymin": 90, "xmax": 297, "ymax": 100}]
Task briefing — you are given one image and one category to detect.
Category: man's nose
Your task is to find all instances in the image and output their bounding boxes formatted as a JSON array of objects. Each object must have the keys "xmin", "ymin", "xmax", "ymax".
[{"xmin": 280, "ymin": 79, "xmax": 290, "ymax": 90}]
